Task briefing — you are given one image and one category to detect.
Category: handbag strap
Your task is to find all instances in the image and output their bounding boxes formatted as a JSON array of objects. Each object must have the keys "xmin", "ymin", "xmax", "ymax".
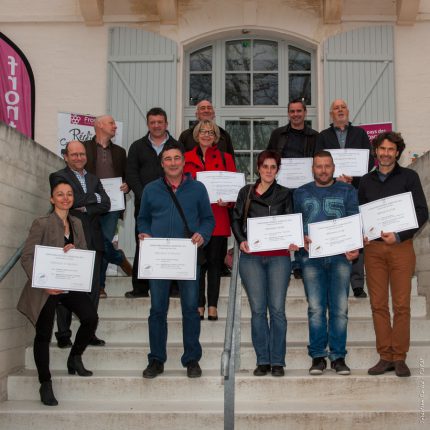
[
  {"xmin": 165, "ymin": 181, "xmax": 192, "ymax": 237},
  {"xmin": 242, "ymin": 186, "xmax": 253, "ymax": 228}
]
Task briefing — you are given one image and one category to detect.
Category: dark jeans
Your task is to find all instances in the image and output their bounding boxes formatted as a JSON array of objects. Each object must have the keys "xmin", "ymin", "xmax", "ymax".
[
  {"xmin": 55, "ymin": 251, "xmax": 102, "ymax": 341},
  {"xmin": 199, "ymin": 236, "xmax": 227, "ymax": 308},
  {"xmin": 132, "ymin": 225, "xmax": 149, "ymax": 294},
  {"xmin": 350, "ymin": 250, "xmax": 364, "ymax": 291},
  {"xmin": 36, "ymin": 292, "xmax": 98, "ymax": 383}
]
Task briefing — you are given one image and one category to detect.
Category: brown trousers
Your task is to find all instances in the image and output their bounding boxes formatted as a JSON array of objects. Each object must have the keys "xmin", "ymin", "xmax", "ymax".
[{"xmin": 364, "ymin": 239, "xmax": 415, "ymax": 361}]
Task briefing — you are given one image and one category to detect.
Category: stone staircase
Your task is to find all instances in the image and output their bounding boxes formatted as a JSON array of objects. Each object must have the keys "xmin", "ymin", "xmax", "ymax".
[{"xmin": 0, "ymin": 275, "xmax": 429, "ymax": 429}]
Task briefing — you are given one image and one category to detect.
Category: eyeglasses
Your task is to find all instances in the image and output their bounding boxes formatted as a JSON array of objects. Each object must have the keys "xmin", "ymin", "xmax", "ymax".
[{"xmin": 199, "ymin": 130, "xmax": 215, "ymax": 136}]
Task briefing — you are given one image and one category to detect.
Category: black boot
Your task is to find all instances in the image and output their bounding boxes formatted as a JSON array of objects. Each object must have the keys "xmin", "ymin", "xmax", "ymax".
[
  {"xmin": 39, "ymin": 381, "xmax": 58, "ymax": 406},
  {"xmin": 67, "ymin": 355, "xmax": 93, "ymax": 377}
]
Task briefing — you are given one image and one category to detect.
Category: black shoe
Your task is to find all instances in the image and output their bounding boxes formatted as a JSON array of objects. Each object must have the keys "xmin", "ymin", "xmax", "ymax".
[
  {"xmin": 253, "ymin": 364, "xmax": 271, "ymax": 376},
  {"xmin": 142, "ymin": 360, "xmax": 164, "ymax": 379},
  {"xmin": 39, "ymin": 381, "xmax": 58, "ymax": 406},
  {"xmin": 271, "ymin": 366, "xmax": 285, "ymax": 377},
  {"xmin": 125, "ymin": 290, "xmax": 149, "ymax": 298},
  {"xmin": 57, "ymin": 337, "xmax": 72, "ymax": 349},
  {"xmin": 220, "ymin": 265, "xmax": 232, "ymax": 277},
  {"xmin": 89, "ymin": 336, "xmax": 106, "ymax": 346},
  {"xmin": 186, "ymin": 361, "xmax": 202, "ymax": 378},
  {"xmin": 293, "ymin": 268, "xmax": 302, "ymax": 279},
  {"xmin": 353, "ymin": 288, "xmax": 367, "ymax": 298},
  {"xmin": 331, "ymin": 358, "xmax": 351, "ymax": 375},
  {"xmin": 67, "ymin": 355, "xmax": 93, "ymax": 377},
  {"xmin": 309, "ymin": 357, "xmax": 327, "ymax": 375}
]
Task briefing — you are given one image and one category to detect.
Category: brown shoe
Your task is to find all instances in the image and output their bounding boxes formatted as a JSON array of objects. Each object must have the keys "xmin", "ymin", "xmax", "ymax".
[
  {"xmin": 368, "ymin": 359, "xmax": 395, "ymax": 375},
  {"xmin": 119, "ymin": 250, "xmax": 133, "ymax": 276},
  {"xmin": 394, "ymin": 360, "xmax": 411, "ymax": 377},
  {"xmin": 99, "ymin": 288, "xmax": 107, "ymax": 299}
]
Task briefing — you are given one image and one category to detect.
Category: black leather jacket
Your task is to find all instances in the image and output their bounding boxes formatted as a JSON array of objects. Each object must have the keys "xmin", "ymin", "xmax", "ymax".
[{"xmin": 231, "ymin": 180, "xmax": 292, "ymax": 245}]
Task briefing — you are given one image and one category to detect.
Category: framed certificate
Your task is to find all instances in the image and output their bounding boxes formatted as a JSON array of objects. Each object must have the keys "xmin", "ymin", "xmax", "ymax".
[
  {"xmin": 308, "ymin": 214, "xmax": 363, "ymax": 258},
  {"xmin": 138, "ymin": 238, "xmax": 197, "ymax": 280},
  {"xmin": 100, "ymin": 177, "xmax": 125, "ymax": 212},
  {"xmin": 32, "ymin": 245, "xmax": 95, "ymax": 292},
  {"xmin": 247, "ymin": 213, "xmax": 304, "ymax": 252},
  {"xmin": 277, "ymin": 158, "xmax": 313, "ymax": 189},
  {"xmin": 196, "ymin": 171, "xmax": 245, "ymax": 203},
  {"xmin": 359, "ymin": 192, "xmax": 419, "ymax": 240},
  {"xmin": 327, "ymin": 149, "xmax": 369, "ymax": 177}
]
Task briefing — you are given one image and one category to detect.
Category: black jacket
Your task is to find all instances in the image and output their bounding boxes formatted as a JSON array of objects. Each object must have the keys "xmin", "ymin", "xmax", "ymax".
[
  {"xmin": 316, "ymin": 123, "xmax": 374, "ymax": 188},
  {"xmin": 358, "ymin": 163, "xmax": 428, "ymax": 241},
  {"xmin": 231, "ymin": 181, "xmax": 292, "ymax": 244},
  {"xmin": 178, "ymin": 123, "xmax": 235, "ymax": 158},
  {"xmin": 126, "ymin": 132, "xmax": 179, "ymax": 215},
  {"xmin": 267, "ymin": 123, "xmax": 318, "ymax": 157}
]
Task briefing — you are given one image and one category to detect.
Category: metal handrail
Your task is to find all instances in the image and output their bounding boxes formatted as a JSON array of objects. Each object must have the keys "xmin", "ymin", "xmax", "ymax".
[
  {"xmin": 0, "ymin": 243, "xmax": 24, "ymax": 283},
  {"xmin": 221, "ymin": 240, "xmax": 242, "ymax": 430}
]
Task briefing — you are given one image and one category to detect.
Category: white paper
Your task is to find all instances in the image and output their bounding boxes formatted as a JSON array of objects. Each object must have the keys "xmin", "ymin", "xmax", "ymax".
[
  {"xmin": 196, "ymin": 171, "xmax": 245, "ymax": 203},
  {"xmin": 308, "ymin": 214, "xmax": 363, "ymax": 258},
  {"xmin": 359, "ymin": 192, "xmax": 418, "ymax": 240},
  {"xmin": 247, "ymin": 214, "xmax": 304, "ymax": 252},
  {"xmin": 101, "ymin": 177, "xmax": 125, "ymax": 212},
  {"xmin": 327, "ymin": 149, "xmax": 369, "ymax": 177},
  {"xmin": 138, "ymin": 238, "xmax": 197, "ymax": 280},
  {"xmin": 277, "ymin": 158, "xmax": 313, "ymax": 189},
  {"xmin": 32, "ymin": 245, "xmax": 95, "ymax": 292}
]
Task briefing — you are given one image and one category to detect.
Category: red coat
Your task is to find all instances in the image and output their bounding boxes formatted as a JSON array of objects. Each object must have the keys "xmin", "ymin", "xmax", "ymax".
[{"xmin": 184, "ymin": 145, "xmax": 236, "ymax": 236}]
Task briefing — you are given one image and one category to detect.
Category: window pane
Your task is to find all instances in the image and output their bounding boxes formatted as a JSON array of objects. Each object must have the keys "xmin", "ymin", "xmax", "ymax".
[
  {"xmin": 226, "ymin": 40, "xmax": 251, "ymax": 71},
  {"xmin": 254, "ymin": 40, "xmax": 278, "ymax": 71},
  {"xmin": 190, "ymin": 46, "xmax": 212, "ymax": 72},
  {"xmin": 189, "ymin": 74, "xmax": 212, "ymax": 106},
  {"xmin": 289, "ymin": 74, "xmax": 311, "ymax": 105},
  {"xmin": 289, "ymin": 46, "xmax": 311, "ymax": 71},
  {"xmin": 225, "ymin": 120, "xmax": 251, "ymax": 150},
  {"xmin": 235, "ymin": 153, "xmax": 252, "ymax": 182},
  {"xmin": 226, "ymin": 73, "xmax": 250, "ymax": 105},
  {"xmin": 253, "ymin": 74, "xmax": 278, "ymax": 105},
  {"xmin": 253, "ymin": 121, "xmax": 279, "ymax": 150}
]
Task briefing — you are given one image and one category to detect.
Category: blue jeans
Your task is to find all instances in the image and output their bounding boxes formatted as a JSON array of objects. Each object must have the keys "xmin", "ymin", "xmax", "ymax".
[
  {"xmin": 148, "ymin": 274, "xmax": 202, "ymax": 366},
  {"xmin": 99, "ymin": 211, "xmax": 124, "ymax": 288},
  {"xmin": 300, "ymin": 251, "xmax": 351, "ymax": 361},
  {"xmin": 239, "ymin": 253, "xmax": 291, "ymax": 367}
]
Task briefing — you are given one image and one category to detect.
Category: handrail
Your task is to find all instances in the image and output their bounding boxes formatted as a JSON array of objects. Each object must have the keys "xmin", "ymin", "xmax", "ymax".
[
  {"xmin": 221, "ymin": 240, "xmax": 242, "ymax": 430},
  {"xmin": 0, "ymin": 243, "xmax": 24, "ymax": 283}
]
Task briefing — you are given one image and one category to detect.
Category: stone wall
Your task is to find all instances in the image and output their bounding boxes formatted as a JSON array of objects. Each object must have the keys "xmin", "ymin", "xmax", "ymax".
[{"xmin": 0, "ymin": 123, "xmax": 64, "ymax": 400}]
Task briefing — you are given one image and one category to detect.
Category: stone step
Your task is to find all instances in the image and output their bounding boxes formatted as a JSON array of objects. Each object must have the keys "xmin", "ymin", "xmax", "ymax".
[
  {"xmin": 24, "ymin": 342, "xmax": 430, "ymax": 371},
  {"xmin": 97, "ymin": 295, "xmax": 427, "ymax": 319},
  {"xmin": 7, "ymin": 369, "xmax": 429, "ymax": 403},
  {"xmin": 69, "ymin": 317, "xmax": 430, "ymax": 344},
  {"xmin": 0, "ymin": 399, "xmax": 427, "ymax": 430}
]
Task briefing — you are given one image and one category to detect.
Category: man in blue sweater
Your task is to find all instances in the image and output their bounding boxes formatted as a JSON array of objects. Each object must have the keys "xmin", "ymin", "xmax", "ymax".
[
  {"xmin": 137, "ymin": 142, "xmax": 215, "ymax": 379},
  {"xmin": 294, "ymin": 151, "xmax": 359, "ymax": 375}
]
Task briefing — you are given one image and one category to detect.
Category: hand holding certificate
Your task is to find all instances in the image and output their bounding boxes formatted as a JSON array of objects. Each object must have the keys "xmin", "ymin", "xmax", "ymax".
[
  {"xmin": 308, "ymin": 214, "xmax": 363, "ymax": 258},
  {"xmin": 359, "ymin": 192, "xmax": 418, "ymax": 240},
  {"xmin": 196, "ymin": 171, "xmax": 245, "ymax": 203},
  {"xmin": 100, "ymin": 177, "xmax": 125, "ymax": 212},
  {"xmin": 138, "ymin": 238, "xmax": 197, "ymax": 280},
  {"xmin": 247, "ymin": 214, "xmax": 304, "ymax": 252},
  {"xmin": 32, "ymin": 245, "xmax": 95, "ymax": 292}
]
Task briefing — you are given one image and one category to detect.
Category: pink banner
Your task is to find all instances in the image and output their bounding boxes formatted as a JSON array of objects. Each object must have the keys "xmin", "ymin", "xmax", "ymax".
[
  {"xmin": 359, "ymin": 122, "xmax": 392, "ymax": 143},
  {"xmin": 0, "ymin": 32, "xmax": 35, "ymax": 139}
]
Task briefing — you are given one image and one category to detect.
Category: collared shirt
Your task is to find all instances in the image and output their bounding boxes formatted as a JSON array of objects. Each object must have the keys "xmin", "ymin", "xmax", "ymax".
[
  {"xmin": 71, "ymin": 168, "xmax": 101, "ymax": 204},
  {"xmin": 95, "ymin": 140, "xmax": 115, "ymax": 179},
  {"xmin": 334, "ymin": 124, "xmax": 349, "ymax": 148},
  {"xmin": 149, "ymin": 132, "xmax": 170, "ymax": 155},
  {"xmin": 164, "ymin": 174, "xmax": 186, "ymax": 193}
]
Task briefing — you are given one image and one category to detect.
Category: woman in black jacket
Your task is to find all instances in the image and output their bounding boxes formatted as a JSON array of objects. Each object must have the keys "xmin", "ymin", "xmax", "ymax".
[{"xmin": 232, "ymin": 150, "xmax": 298, "ymax": 377}]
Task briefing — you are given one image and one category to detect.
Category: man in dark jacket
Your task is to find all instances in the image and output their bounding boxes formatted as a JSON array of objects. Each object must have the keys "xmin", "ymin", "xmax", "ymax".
[
  {"xmin": 178, "ymin": 100, "xmax": 234, "ymax": 157},
  {"xmin": 316, "ymin": 99, "xmax": 374, "ymax": 298},
  {"xmin": 359, "ymin": 131, "xmax": 428, "ymax": 377},
  {"xmin": 126, "ymin": 107, "xmax": 180, "ymax": 298}
]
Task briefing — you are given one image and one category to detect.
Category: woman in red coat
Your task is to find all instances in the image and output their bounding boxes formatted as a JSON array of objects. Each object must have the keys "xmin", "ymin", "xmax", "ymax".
[{"xmin": 184, "ymin": 120, "xmax": 236, "ymax": 320}]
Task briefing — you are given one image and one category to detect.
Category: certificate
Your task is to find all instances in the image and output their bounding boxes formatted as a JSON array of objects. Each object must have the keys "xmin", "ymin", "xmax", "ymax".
[
  {"xmin": 32, "ymin": 245, "xmax": 95, "ymax": 292},
  {"xmin": 327, "ymin": 149, "xmax": 369, "ymax": 177},
  {"xmin": 308, "ymin": 214, "xmax": 363, "ymax": 258},
  {"xmin": 247, "ymin": 214, "xmax": 304, "ymax": 252},
  {"xmin": 277, "ymin": 158, "xmax": 313, "ymax": 189},
  {"xmin": 196, "ymin": 171, "xmax": 245, "ymax": 203},
  {"xmin": 101, "ymin": 177, "xmax": 125, "ymax": 212},
  {"xmin": 138, "ymin": 238, "xmax": 197, "ymax": 280},
  {"xmin": 359, "ymin": 192, "xmax": 418, "ymax": 240}
]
